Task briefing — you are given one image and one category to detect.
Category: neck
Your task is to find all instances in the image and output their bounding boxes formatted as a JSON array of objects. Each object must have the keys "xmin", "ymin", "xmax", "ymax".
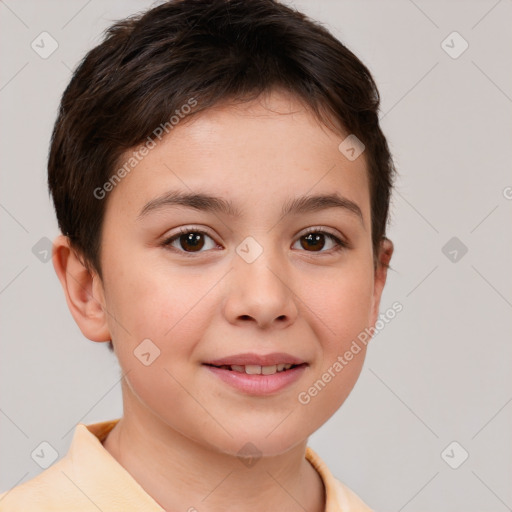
[{"xmin": 102, "ymin": 387, "xmax": 325, "ymax": 512}]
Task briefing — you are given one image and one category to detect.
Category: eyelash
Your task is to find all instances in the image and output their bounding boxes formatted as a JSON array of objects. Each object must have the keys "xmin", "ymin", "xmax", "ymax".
[{"xmin": 162, "ymin": 226, "xmax": 349, "ymax": 257}]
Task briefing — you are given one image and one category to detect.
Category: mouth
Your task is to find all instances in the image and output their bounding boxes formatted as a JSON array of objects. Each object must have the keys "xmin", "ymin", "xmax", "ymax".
[
  {"xmin": 203, "ymin": 362, "xmax": 306, "ymax": 375},
  {"xmin": 202, "ymin": 353, "xmax": 308, "ymax": 395}
]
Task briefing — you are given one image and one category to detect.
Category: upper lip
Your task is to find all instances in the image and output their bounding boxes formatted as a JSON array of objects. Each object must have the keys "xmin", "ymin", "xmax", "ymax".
[{"xmin": 204, "ymin": 352, "xmax": 307, "ymax": 367}]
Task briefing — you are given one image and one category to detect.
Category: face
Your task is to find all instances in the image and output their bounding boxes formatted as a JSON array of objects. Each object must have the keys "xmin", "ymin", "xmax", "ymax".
[{"xmin": 95, "ymin": 90, "xmax": 390, "ymax": 456}]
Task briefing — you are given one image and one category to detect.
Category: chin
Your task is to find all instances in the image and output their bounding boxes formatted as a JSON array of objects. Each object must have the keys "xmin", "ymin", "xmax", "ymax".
[{"xmin": 199, "ymin": 420, "xmax": 313, "ymax": 460}]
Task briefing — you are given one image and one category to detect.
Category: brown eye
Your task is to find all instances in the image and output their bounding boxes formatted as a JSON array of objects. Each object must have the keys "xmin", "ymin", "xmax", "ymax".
[
  {"xmin": 177, "ymin": 232, "xmax": 205, "ymax": 252},
  {"xmin": 300, "ymin": 232, "xmax": 326, "ymax": 252},
  {"xmin": 163, "ymin": 229, "xmax": 217, "ymax": 253},
  {"xmin": 294, "ymin": 230, "xmax": 347, "ymax": 253}
]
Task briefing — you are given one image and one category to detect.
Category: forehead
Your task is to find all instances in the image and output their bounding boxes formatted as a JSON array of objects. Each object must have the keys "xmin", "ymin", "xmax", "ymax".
[{"xmin": 106, "ymin": 91, "xmax": 370, "ymax": 223}]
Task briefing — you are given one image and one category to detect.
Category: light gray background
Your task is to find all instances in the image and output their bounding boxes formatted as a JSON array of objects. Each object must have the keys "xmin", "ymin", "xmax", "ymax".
[{"xmin": 1, "ymin": 1, "xmax": 511, "ymax": 510}]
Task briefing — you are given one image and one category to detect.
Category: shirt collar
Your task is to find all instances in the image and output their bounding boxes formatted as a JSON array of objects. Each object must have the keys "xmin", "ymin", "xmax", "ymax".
[
  {"xmin": 67, "ymin": 419, "xmax": 165, "ymax": 510},
  {"xmin": 68, "ymin": 418, "xmax": 371, "ymax": 512}
]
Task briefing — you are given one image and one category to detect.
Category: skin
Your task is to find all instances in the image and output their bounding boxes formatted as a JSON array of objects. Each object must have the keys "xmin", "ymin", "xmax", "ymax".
[{"xmin": 53, "ymin": 89, "xmax": 393, "ymax": 512}]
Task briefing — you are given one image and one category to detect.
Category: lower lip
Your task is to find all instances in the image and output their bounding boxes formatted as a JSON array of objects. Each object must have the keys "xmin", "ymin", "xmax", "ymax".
[{"xmin": 204, "ymin": 364, "xmax": 307, "ymax": 395}]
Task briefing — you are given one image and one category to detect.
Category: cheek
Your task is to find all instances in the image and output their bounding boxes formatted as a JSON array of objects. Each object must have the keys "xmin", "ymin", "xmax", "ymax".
[
  {"xmin": 306, "ymin": 260, "xmax": 375, "ymax": 349},
  {"xmin": 104, "ymin": 255, "xmax": 221, "ymax": 406},
  {"xmin": 105, "ymin": 260, "xmax": 208, "ymax": 422},
  {"xmin": 296, "ymin": 260, "xmax": 374, "ymax": 414},
  {"xmin": 105, "ymin": 252, "xmax": 213, "ymax": 341},
  {"xmin": 297, "ymin": 278, "xmax": 374, "ymax": 427}
]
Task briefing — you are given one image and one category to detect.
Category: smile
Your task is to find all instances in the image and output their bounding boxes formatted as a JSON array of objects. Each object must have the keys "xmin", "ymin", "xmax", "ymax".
[
  {"xmin": 207, "ymin": 363, "xmax": 301, "ymax": 375},
  {"xmin": 202, "ymin": 352, "xmax": 308, "ymax": 394}
]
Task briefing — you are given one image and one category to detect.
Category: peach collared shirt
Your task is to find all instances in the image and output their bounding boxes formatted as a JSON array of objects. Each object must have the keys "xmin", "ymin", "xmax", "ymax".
[{"xmin": 0, "ymin": 419, "xmax": 373, "ymax": 511}]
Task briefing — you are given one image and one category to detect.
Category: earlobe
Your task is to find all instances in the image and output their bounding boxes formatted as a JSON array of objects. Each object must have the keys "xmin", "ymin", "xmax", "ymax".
[{"xmin": 51, "ymin": 234, "xmax": 111, "ymax": 343}]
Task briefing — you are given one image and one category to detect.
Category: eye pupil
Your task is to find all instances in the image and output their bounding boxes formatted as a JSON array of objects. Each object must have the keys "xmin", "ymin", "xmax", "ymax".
[
  {"xmin": 301, "ymin": 233, "xmax": 325, "ymax": 252},
  {"xmin": 181, "ymin": 232, "xmax": 204, "ymax": 251}
]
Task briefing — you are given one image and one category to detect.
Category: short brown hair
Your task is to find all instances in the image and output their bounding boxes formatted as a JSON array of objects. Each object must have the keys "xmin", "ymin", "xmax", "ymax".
[{"xmin": 48, "ymin": 0, "xmax": 396, "ymax": 344}]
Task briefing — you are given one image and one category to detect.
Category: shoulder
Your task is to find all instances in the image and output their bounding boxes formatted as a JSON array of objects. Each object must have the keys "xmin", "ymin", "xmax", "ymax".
[
  {"xmin": 0, "ymin": 420, "xmax": 123, "ymax": 512},
  {"xmin": 0, "ymin": 419, "xmax": 165, "ymax": 512},
  {"xmin": 0, "ymin": 458, "xmax": 77, "ymax": 511},
  {"xmin": 305, "ymin": 446, "xmax": 374, "ymax": 512},
  {"xmin": 329, "ymin": 477, "xmax": 375, "ymax": 512}
]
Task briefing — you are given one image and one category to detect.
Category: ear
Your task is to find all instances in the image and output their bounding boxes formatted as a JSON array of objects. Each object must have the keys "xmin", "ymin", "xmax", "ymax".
[
  {"xmin": 370, "ymin": 237, "xmax": 394, "ymax": 326},
  {"xmin": 52, "ymin": 234, "xmax": 111, "ymax": 343}
]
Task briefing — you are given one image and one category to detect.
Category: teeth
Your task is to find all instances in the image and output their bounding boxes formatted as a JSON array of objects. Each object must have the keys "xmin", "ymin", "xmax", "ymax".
[
  {"xmin": 224, "ymin": 363, "xmax": 294, "ymax": 374},
  {"xmin": 262, "ymin": 365, "xmax": 277, "ymax": 375}
]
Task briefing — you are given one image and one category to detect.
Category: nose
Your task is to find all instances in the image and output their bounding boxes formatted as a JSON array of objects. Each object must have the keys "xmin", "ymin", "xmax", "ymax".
[{"xmin": 223, "ymin": 242, "xmax": 299, "ymax": 330}]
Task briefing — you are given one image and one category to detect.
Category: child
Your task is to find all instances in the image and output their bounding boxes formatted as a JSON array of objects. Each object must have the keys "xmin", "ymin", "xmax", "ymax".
[{"xmin": 0, "ymin": 0, "xmax": 395, "ymax": 510}]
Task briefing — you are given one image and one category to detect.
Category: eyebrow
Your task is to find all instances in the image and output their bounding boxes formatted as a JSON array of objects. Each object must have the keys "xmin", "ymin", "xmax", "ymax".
[{"xmin": 137, "ymin": 190, "xmax": 364, "ymax": 224}]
